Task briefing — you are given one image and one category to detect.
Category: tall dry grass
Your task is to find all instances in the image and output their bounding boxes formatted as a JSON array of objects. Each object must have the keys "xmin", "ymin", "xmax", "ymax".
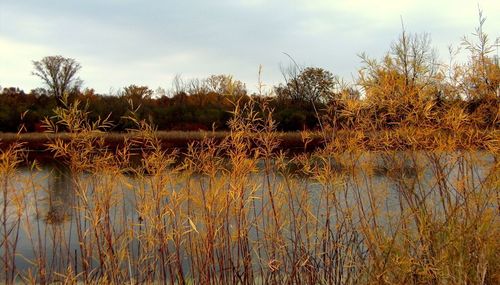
[
  {"xmin": 0, "ymin": 16, "xmax": 499, "ymax": 283},
  {"xmin": 0, "ymin": 94, "xmax": 498, "ymax": 284}
]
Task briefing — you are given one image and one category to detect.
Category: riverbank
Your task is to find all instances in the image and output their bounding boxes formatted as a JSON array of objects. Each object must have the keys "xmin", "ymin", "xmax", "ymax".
[{"xmin": 1, "ymin": 127, "xmax": 498, "ymax": 156}]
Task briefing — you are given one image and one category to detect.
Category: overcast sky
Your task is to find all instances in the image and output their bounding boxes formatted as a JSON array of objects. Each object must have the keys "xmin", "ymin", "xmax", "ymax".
[{"xmin": 1, "ymin": 0, "xmax": 499, "ymax": 94}]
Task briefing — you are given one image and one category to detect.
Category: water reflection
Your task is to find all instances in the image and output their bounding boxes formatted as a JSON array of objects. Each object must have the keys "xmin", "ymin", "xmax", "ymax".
[
  {"xmin": 5, "ymin": 151, "xmax": 496, "ymax": 282},
  {"xmin": 45, "ymin": 164, "xmax": 73, "ymax": 224}
]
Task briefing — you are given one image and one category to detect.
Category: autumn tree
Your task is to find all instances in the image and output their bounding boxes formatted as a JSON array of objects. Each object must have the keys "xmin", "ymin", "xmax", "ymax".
[
  {"xmin": 357, "ymin": 28, "xmax": 443, "ymax": 129},
  {"xmin": 122, "ymin": 85, "xmax": 153, "ymax": 101},
  {"xmin": 276, "ymin": 66, "xmax": 337, "ymax": 104},
  {"xmin": 32, "ymin": 55, "xmax": 82, "ymax": 106},
  {"xmin": 460, "ymin": 10, "xmax": 500, "ymax": 100},
  {"xmin": 457, "ymin": 10, "xmax": 500, "ymax": 128},
  {"xmin": 121, "ymin": 85, "xmax": 154, "ymax": 122},
  {"xmin": 203, "ymin": 74, "xmax": 247, "ymax": 96},
  {"xmin": 359, "ymin": 30, "xmax": 439, "ymax": 102}
]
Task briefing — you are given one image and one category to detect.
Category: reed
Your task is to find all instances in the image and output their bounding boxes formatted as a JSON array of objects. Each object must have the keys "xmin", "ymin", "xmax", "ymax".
[
  {"xmin": 0, "ymin": 93, "xmax": 497, "ymax": 284},
  {"xmin": 0, "ymin": 17, "xmax": 499, "ymax": 283}
]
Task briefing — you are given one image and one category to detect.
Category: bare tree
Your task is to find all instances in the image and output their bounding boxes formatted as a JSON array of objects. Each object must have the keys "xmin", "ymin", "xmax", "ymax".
[
  {"xmin": 171, "ymin": 74, "xmax": 186, "ymax": 96},
  {"xmin": 32, "ymin": 55, "xmax": 82, "ymax": 106},
  {"xmin": 390, "ymin": 27, "xmax": 438, "ymax": 91}
]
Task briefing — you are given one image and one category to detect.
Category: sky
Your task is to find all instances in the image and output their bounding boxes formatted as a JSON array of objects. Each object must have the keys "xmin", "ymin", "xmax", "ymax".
[{"xmin": 1, "ymin": 0, "xmax": 499, "ymax": 94}]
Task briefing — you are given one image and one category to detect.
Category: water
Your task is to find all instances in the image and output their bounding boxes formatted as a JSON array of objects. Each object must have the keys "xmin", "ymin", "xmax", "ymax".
[{"xmin": 1, "ymin": 151, "xmax": 497, "ymax": 282}]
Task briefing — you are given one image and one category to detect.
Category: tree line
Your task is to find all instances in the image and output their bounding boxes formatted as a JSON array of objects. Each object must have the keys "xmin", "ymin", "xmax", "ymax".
[{"xmin": 1, "ymin": 17, "xmax": 498, "ymax": 133}]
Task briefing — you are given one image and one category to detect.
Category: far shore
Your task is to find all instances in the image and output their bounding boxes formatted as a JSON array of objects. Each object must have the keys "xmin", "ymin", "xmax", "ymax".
[{"xmin": 1, "ymin": 128, "xmax": 498, "ymax": 155}]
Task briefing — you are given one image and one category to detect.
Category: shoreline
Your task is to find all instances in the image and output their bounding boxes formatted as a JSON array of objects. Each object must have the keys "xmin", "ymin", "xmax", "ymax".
[{"xmin": 1, "ymin": 128, "xmax": 498, "ymax": 154}]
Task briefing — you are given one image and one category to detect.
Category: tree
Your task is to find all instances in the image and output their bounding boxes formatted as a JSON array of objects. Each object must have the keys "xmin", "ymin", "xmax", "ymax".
[
  {"xmin": 358, "ymin": 29, "xmax": 439, "ymax": 103},
  {"xmin": 460, "ymin": 9, "xmax": 500, "ymax": 100},
  {"xmin": 32, "ymin": 55, "xmax": 82, "ymax": 106},
  {"xmin": 356, "ymin": 28, "xmax": 443, "ymax": 129},
  {"xmin": 203, "ymin": 74, "xmax": 247, "ymax": 96},
  {"xmin": 123, "ymin": 85, "xmax": 153, "ymax": 100},
  {"xmin": 276, "ymin": 66, "xmax": 337, "ymax": 104}
]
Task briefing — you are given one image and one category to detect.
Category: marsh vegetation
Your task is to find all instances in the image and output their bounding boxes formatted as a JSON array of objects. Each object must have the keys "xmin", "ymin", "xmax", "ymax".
[
  {"xmin": 0, "ymin": 12, "xmax": 499, "ymax": 285},
  {"xmin": 0, "ymin": 95, "xmax": 498, "ymax": 284}
]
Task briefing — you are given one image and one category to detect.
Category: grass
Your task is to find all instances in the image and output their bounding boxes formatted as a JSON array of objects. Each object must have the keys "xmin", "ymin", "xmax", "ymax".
[
  {"xmin": 0, "ymin": 97, "xmax": 498, "ymax": 284},
  {"xmin": 1, "ymin": 13, "xmax": 498, "ymax": 283},
  {"xmin": 1, "ymin": 127, "xmax": 498, "ymax": 155}
]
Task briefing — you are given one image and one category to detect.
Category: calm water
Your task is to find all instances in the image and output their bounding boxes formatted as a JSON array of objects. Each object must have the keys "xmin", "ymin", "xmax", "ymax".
[{"xmin": 2, "ymin": 151, "xmax": 497, "ymax": 279}]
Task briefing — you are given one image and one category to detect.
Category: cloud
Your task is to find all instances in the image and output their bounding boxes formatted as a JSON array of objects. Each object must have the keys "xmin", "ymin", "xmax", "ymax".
[
  {"xmin": 0, "ymin": 37, "xmax": 51, "ymax": 90},
  {"xmin": 0, "ymin": 0, "xmax": 498, "ymax": 93}
]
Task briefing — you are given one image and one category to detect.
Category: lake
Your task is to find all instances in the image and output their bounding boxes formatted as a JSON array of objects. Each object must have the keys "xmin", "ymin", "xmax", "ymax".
[{"xmin": 1, "ymin": 151, "xmax": 498, "ymax": 284}]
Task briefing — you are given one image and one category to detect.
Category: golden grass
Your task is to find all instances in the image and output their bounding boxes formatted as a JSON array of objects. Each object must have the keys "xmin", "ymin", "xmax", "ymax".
[
  {"xmin": 0, "ymin": 98, "xmax": 498, "ymax": 284},
  {"xmin": 1, "ymin": 127, "xmax": 497, "ymax": 154}
]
